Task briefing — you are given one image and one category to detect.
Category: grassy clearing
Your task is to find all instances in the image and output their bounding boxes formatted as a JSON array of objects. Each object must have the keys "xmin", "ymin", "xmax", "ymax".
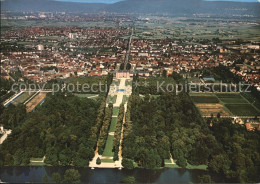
[
  {"xmin": 216, "ymin": 93, "xmax": 248, "ymax": 104},
  {"xmin": 186, "ymin": 164, "xmax": 207, "ymax": 170},
  {"xmin": 164, "ymin": 159, "xmax": 172, "ymax": 164},
  {"xmin": 164, "ymin": 164, "xmax": 180, "ymax": 168},
  {"xmin": 191, "ymin": 95, "xmax": 219, "ymax": 103},
  {"xmin": 102, "ymin": 135, "xmax": 114, "ymax": 157},
  {"xmin": 101, "ymin": 159, "xmax": 114, "ymax": 163},
  {"xmin": 30, "ymin": 158, "xmax": 43, "ymax": 162},
  {"xmin": 109, "ymin": 118, "xmax": 118, "ymax": 133},
  {"xmin": 226, "ymin": 104, "xmax": 259, "ymax": 116}
]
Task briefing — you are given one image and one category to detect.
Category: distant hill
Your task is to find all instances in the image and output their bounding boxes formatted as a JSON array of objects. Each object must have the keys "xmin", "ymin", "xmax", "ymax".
[
  {"xmin": 0, "ymin": 0, "xmax": 106, "ymax": 12},
  {"xmin": 1, "ymin": 0, "xmax": 260, "ymax": 17}
]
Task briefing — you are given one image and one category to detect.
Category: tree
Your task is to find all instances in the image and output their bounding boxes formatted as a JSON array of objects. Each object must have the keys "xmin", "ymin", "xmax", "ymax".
[
  {"xmin": 126, "ymin": 63, "xmax": 131, "ymax": 70},
  {"xmin": 208, "ymin": 154, "xmax": 231, "ymax": 174},
  {"xmin": 162, "ymin": 70, "xmax": 167, "ymax": 78},
  {"xmin": 96, "ymin": 157, "xmax": 101, "ymax": 165},
  {"xmin": 176, "ymin": 156, "xmax": 187, "ymax": 168},
  {"xmin": 122, "ymin": 158, "xmax": 134, "ymax": 169},
  {"xmin": 63, "ymin": 169, "xmax": 81, "ymax": 184},
  {"xmin": 52, "ymin": 172, "xmax": 62, "ymax": 183},
  {"xmin": 198, "ymin": 174, "xmax": 213, "ymax": 183}
]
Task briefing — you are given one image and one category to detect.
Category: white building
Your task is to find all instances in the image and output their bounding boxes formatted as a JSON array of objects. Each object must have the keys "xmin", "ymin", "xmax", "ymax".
[{"xmin": 37, "ymin": 44, "xmax": 44, "ymax": 51}]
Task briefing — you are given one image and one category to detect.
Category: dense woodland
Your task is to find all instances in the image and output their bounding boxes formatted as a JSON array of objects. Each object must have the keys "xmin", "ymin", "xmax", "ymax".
[
  {"xmin": 0, "ymin": 93, "xmax": 104, "ymax": 167},
  {"xmin": 122, "ymin": 92, "xmax": 260, "ymax": 182}
]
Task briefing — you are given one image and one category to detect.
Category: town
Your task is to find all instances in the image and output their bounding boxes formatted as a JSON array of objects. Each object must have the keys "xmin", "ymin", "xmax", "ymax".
[{"xmin": 1, "ymin": 8, "xmax": 260, "ymax": 184}]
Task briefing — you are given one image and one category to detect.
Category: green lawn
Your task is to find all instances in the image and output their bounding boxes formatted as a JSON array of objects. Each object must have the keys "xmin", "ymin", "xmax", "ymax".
[
  {"xmin": 12, "ymin": 92, "xmax": 34, "ymax": 105},
  {"xmin": 101, "ymin": 159, "xmax": 114, "ymax": 163},
  {"xmin": 164, "ymin": 164, "xmax": 180, "ymax": 168},
  {"xmin": 112, "ymin": 80, "xmax": 120, "ymax": 86},
  {"xmin": 107, "ymin": 95, "xmax": 117, "ymax": 104},
  {"xmin": 30, "ymin": 158, "xmax": 43, "ymax": 162},
  {"xmin": 164, "ymin": 162, "xmax": 207, "ymax": 170},
  {"xmin": 186, "ymin": 163, "xmax": 208, "ymax": 170},
  {"xmin": 74, "ymin": 93, "xmax": 98, "ymax": 99},
  {"xmin": 125, "ymin": 80, "xmax": 132, "ymax": 86},
  {"xmin": 225, "ymin": 104, "xmax": 259, "ymax": 116},
  {"xmin": 29, "ymin": 162, "xmax": 46, "ymax": 166},
  {"xmin": 216, "ymin": 93, "xmax": 248, "ymax": 104},
  {"xmin": 191, "ymin": 95, "xmax": 219, "ymax": 103},
  {"xmin": 164, "ymin": 159, "xmax": 172, "ymax": 164},
  {"xmin": 122, "ymin": 95, "xmax": 129, "ymax": 104},
  {"xmin": 109, "ymin": 118, "xmax": 118, "ymax": 132},
  {"xmin": 151, "ymin": 95, "xmax": 161, "ymax": 99},
  {"xmin": 113, "ymin": 107, "xmax": 119, "ymax": 116},
  {"xmin": 102, "ymin": 135, "xmax": 114, "ymax": 157}
]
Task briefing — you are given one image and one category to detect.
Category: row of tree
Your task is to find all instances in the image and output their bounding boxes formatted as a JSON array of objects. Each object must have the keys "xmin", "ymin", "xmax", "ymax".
[
  {"xmin": 97, "ymin": 104, "xmax": 113, "ymax": 155},
  {"xmin": 113, "ymin": 104, "xmax": 125, "ymax": 161}
]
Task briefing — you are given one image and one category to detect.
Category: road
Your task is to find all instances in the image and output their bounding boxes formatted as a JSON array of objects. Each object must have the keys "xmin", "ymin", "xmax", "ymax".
[
  {"xmin": 1, "ymin": 66, "xmax": 15, "ymax": 82},
  {"xmin": 123, "ymin": 28, "xmax": 134, "ymax": 71},
  {"xmin": 0, "ymin": 130, "xmax": 12, "ymax": 144}
]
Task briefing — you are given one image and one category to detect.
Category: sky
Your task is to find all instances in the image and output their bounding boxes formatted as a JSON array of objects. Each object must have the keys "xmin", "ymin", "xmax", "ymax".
[
  {"xmin": 55, "ymin": 0, "xmax": 123, "ymax": 3},
  {"xmin": 54, "ymin": 0, "xmax": 259, "ymax": 3},
  {"xmin": 205, "ymin": 0, "xmax": 259, "ymax": 2}
]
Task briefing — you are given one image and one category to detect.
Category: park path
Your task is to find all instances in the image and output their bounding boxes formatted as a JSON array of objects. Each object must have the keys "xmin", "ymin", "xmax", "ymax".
[
  {"xmin": 0, "ymin": 129, "xmax": 11, "ymax": 144},
  {"xmin": 30, "ymin": 156, "xmax": 46, "ymax": 163},
  {"xmin": 118, "ymin": 103, "xmax": 128, "ymax": 166}
]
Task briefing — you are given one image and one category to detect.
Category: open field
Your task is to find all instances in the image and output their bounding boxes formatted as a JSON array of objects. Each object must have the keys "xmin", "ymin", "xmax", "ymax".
[
  {"xmin": 12, "ymin": 92, "xmax": 35, "ymax": 105},
  {"xmin": 216, "ymin": 93, "xmax": 248, "ymax": 104},
  {"xmin": 196, "ymin": 103, "xmax": 230, "ymax": 117},
  {"xmin": 191, "ymin": 92, "xmax": 260, "ymax": 117},
  {"xmin": 26, "ymin": 93, "xmax": 46, "ymax": 112},
  {"xmin": 191, "ymin": 95, "xmax": 219, "ymax": 103},
  {"xmin": 225, "ymin": 104, "xmax": 259, "ymax": 116},
  {"xmin": 102, "ymin": 135, "xmax": 114, "ymax": 157},
  {"xmin": 241, "ymin": 92, "xmax": 260, "ymax": 110}
]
